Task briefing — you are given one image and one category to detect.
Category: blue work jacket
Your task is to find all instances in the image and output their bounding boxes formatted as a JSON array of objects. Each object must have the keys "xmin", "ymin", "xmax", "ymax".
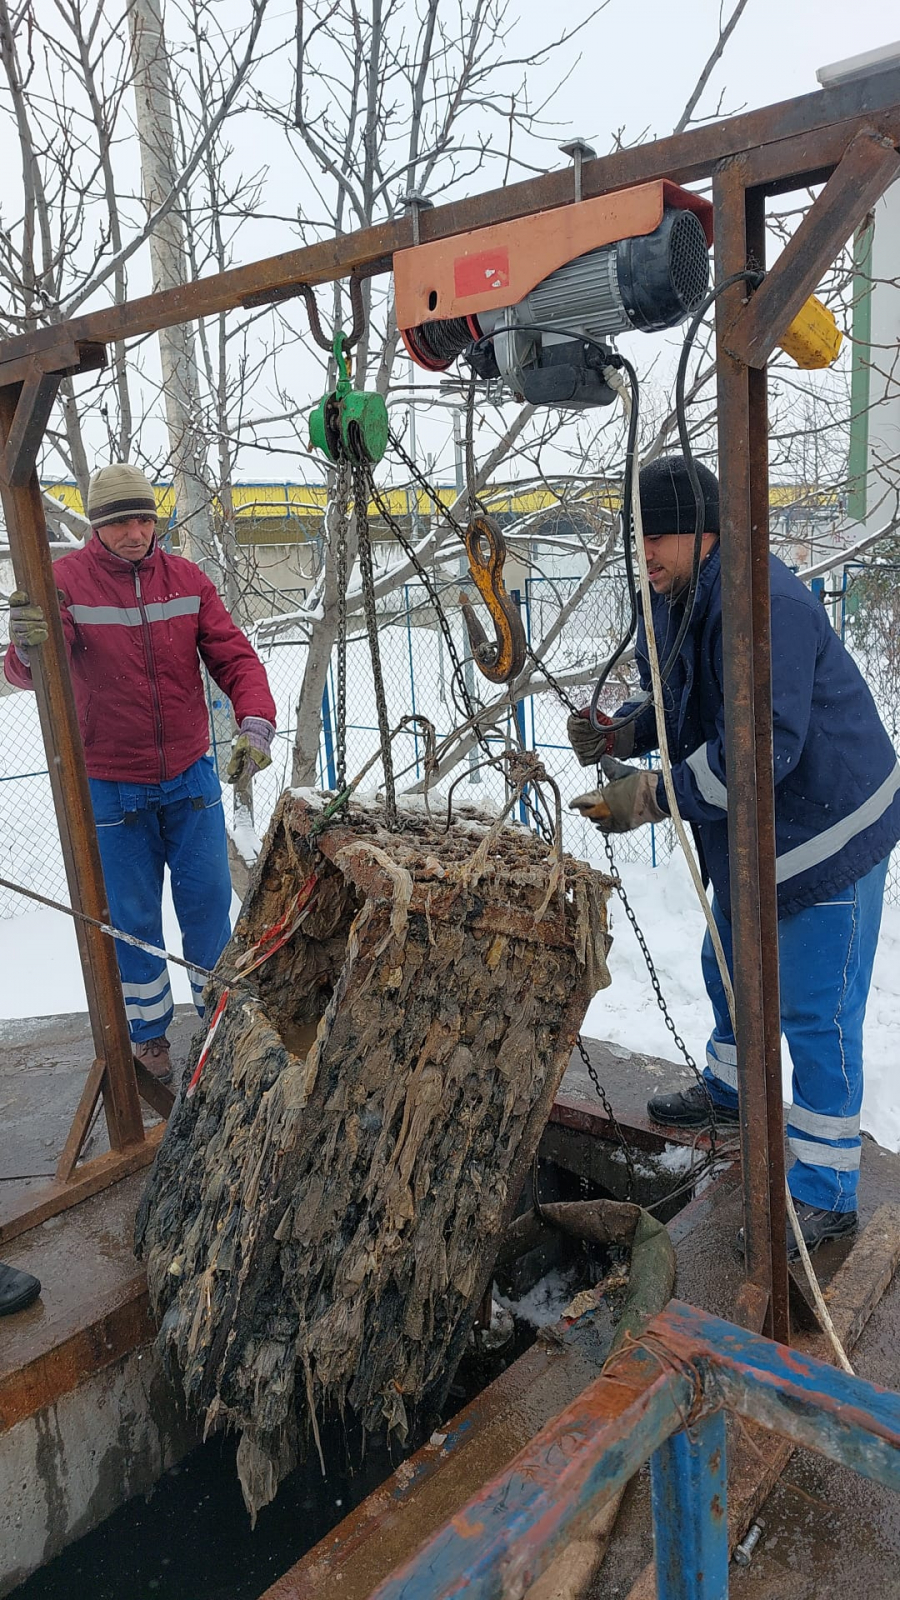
[{"xmin": 618, "ymin": 544, "xmax": 900, "ymax": 919}]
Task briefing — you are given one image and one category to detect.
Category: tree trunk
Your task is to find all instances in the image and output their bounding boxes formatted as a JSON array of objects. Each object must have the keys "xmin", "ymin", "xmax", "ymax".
[
  {"xmin": 129, "ymin": 0, "xmax": 217, "ymax": 581},
  {"xmin": 136, "ymin": 794, "xmax": 612, "ymax": 1520}
]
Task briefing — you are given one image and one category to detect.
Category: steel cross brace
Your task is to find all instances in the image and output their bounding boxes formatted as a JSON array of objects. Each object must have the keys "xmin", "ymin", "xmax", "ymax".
[{"xmin": 368, "ymin": 1299, "xmax": 900, "ymax": 1600}]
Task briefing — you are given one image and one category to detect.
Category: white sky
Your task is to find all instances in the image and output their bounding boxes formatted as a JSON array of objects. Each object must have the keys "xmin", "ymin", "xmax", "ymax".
[
  {"xmin": 8, "ymin": 0, "xmax": 900, "ymax": 488},
  {"xmin": 529, "ymin": 1, "xmax": 896, "ymax": 145}
]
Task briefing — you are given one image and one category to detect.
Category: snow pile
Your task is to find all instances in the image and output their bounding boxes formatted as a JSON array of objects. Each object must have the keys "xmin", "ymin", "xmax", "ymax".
[{"xmin": 0, "ymin": 882, "xmax": 242, "ymax": 1021}]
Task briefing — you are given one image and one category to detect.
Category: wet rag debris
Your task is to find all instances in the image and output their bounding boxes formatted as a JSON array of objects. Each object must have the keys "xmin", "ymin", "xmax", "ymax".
[{"xmin": 136, "ymin": 792, "xmax": 612, "ymax": 1520}]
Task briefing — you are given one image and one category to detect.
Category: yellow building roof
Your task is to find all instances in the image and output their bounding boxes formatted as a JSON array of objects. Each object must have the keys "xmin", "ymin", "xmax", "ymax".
[{"xmin": 41, "ymin": 479, "xmax": 840, "ymax": 525}]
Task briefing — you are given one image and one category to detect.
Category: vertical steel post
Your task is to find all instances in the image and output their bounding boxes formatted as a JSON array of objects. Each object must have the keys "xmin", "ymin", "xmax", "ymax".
[
  {"xmin": 713, "ymin": 165, "xmax": 790, "ymax": 1342},
  {"xmin": 0, "ymin": 393, "xmax": 144, "ymax": 1151},
  {"xmin": 650, "ymin": 1410, "xmax": 729, "ymax": 1599}
]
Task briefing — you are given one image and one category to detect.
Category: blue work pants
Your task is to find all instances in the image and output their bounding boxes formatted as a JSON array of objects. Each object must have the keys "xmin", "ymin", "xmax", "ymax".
[
  {"xmin": 88, "ymin": 755, "xmax": 233, "ymax": 1042},
  {"xmin": 701, "ymin": 858, "xmax": 888, "ymax": 1213}
]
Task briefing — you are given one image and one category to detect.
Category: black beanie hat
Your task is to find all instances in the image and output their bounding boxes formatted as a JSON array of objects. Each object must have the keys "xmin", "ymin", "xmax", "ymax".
[{"xmin": 637, "ymin": 455, "xmax": 720, "ymax": 538}]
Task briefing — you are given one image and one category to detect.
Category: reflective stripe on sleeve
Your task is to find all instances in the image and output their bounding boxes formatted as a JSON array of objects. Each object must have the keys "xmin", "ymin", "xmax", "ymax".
[
  {"xmin": 776, "ymin": 761, "xmax": 900, "ymax": 884},
  {"xmin": 685, "ymin": 745, "xmax": 728, "ymax": 811}
]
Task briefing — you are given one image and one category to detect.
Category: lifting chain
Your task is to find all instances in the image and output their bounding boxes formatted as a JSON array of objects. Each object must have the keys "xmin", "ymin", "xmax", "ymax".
[
  {"xmin": 351, "ymin": 454, "xmax": 398, "ymax": 827},
  {"xmin": 332, "ymin": 458, "xmax": 351, "ymax": 793},
  {"xmin": 382, "ymin": 427, "xmax": 726, "ymax": 1186}
]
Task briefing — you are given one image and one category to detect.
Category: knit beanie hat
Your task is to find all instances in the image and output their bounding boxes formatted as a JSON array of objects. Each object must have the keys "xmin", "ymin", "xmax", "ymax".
[
  {"xmin": 637, "ymin": 456, "xmax": 720, "ymax": 538},
  {"xmin": 87, "ymin": 464, "xmax": 158, "ymax": 529}
]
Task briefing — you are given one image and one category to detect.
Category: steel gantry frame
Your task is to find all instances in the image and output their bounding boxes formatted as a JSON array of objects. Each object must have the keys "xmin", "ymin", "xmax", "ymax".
[{"xmin": 1, "ymin": 70, "xmax": 899, "ymax": 1330}]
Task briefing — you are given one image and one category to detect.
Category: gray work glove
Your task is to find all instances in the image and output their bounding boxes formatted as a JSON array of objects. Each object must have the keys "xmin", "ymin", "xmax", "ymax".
[
  {"xmin": 569, "ymin": 767, "xmax": 665, "ymax": 834},
  {"xmin": 227, "ymin": 716, "xmax": 275, "ymax": 784},
  {"xmin": 566, "ymin": 708, "xmax": 635, "ymax": 768},
  {"xmin": 8, "ymin": 590, "xmax": 48, "ymax": 663}
]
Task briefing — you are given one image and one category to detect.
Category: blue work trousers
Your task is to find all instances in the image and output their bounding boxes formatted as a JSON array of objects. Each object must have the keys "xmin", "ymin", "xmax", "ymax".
[
  {"xmin": 702, "ymin": 858, "xmax": 888, "ymax": 1213},
  {"xmin": 88, "ymin": 755, "xmax": 233, "ymax": 1043}
]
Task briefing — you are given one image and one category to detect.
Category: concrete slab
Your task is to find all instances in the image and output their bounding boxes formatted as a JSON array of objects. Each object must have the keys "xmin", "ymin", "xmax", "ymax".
[{"xmin": 0, "ymin": 1006, "xmax": 199, "ymax": 1214}]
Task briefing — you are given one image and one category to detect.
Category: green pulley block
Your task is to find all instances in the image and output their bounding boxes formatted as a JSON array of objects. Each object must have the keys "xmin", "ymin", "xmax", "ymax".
[{"xmin": 308, "ymin": 332, "xmax": 388, "ymax": 465}]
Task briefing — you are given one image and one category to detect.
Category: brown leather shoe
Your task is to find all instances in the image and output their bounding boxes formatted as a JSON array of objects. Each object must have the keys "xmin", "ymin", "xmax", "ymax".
[{"xmin": 134, "ymin": 1035, "xmax": 173, "ymax": 1084}]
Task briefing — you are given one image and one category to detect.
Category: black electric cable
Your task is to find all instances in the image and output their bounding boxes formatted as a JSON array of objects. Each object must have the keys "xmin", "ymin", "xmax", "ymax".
[
  {"xmin": 585, "ymin": 269, "xmax": 765, "ymax": 732},
  {"xmin": 587, "ymin": 355, "xmax": 648, "ymax": 732}
]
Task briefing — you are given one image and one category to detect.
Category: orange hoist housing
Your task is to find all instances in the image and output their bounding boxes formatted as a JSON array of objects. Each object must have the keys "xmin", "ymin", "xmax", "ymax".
[{"xmin": 394, "ymin": 180, "xmax": 714, "ymax": 367}]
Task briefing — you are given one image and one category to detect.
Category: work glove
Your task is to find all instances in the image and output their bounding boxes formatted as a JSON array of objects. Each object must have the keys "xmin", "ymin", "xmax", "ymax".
[
  {"xmin": 8, "ymin": 590, "xmax": 48, "ymax": 663},
  {"xmin": 566, "ymin": 707, "xmax": 635, "ymax": 767},
  {"xmin": 227, "ymin": 717, "xmax": 275, "ymax": 784},
  {"xmin": 569, "ymin": 767, "xmax": 665, "ymax": 834}
]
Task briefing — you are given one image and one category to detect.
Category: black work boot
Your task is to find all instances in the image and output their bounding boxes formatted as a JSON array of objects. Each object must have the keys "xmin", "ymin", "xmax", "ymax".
[
  {"xmin": 785, "ymin": 1204, "xmax": 857, "ymax": 1261},
  {"xmin": 0, "ymin": 1261, "xmax": 41, "ymax": 1315},
  {"xmin": 647, "ymin": 1081, "xmax": 740, "ymax": 1130},
  {"xmin": 737, "ymin": 1203, "xmax": 858, "ymax": 1262}
]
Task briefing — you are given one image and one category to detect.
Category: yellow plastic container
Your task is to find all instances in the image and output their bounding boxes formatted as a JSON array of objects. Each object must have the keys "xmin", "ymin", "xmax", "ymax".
[{"xmin": 778, "ymin": 294, "xmax": 843, "ymax": 369}]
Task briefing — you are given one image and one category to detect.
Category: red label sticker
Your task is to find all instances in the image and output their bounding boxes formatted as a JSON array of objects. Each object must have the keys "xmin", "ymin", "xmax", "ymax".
[{"xmin": 454, "ymin": 247, "xmax": 511, "ymax": 300}]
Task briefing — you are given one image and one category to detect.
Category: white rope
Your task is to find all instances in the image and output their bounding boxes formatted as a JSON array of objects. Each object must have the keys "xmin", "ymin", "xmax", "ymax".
[{"xmin": 604, "ymin": 367, "xmax": 852, "ymax": 1374}]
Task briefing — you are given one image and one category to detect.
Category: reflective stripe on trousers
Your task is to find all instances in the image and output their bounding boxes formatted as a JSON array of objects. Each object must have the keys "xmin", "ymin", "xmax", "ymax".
[{"xmin": 700, "ymin": 857, "xmax": 888, "ymax": 1213}]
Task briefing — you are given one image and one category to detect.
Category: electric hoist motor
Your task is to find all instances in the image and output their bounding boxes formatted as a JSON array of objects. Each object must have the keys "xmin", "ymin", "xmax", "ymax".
[
  {"xmin": 394, "ymin": 177, "xmax": 843, "ymax": 404},
  {"xmin": 395, "ymin": 181, "xmax": 714, "ymax": 408}
]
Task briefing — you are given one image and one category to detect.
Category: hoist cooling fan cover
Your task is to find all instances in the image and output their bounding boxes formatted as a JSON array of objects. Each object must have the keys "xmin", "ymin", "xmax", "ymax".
[{"xmin": 395, "ymin": 180, "xmax": 713, "ymax": 407}]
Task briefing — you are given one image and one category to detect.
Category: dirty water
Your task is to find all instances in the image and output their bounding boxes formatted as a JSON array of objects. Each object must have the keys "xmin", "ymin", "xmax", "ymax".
[
  {"xmin": 10, "ymin": 1424, "xmax": 399, "ymax": 1600},
  {"xmin": 10, "ymin": 1269, "xmax": 604, "ymax": 1600}
]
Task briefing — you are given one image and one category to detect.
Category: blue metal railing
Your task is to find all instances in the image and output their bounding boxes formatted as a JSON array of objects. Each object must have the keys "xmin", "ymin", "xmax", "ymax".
[{"xmin": 370, "ymin": 1298, "xmax": 900, "ymax": 1600}]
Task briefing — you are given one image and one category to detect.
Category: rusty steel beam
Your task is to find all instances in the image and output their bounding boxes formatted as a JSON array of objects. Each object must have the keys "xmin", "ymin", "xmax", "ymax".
[
  {"xmin": 369, "ymin": 1336, "xmax": 693, "ymax": 1600},
  {"xmin": 713, "ymin": 163, "xmax": 789, "ymax": 1345},
  {"xmin": 0, "ymin": 395, "xmax": 144, "ymax": 1164},
  {"xmin": 1, "ymin": 73, "xmax": 900, "ymax": 371},
  {"xmin": 740, "ymin": 112, "xmax": 899, "ymax": 196},
  {"xmin": 745, "ymin": 184, "xmax": 791, "ymax": 1346},
  {"xmin": 0, "ymin": 370, "xmax": 62, "ymax": 488},
  {"xmin": 369, "ymin": 1295, "xmax": 900, "ymax": 1600},
  {"xmin": 727, "ymin": 128, "xmax": 900, "ymax": 369}
]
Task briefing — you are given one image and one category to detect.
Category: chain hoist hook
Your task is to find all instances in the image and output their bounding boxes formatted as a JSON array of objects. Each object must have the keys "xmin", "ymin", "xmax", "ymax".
[{"xmin": 459, "ymin": 515, "xmax": 527, "ymax": 685}]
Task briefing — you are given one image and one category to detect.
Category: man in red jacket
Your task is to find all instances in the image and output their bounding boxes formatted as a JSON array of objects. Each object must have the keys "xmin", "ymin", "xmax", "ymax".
[{"xmin": 4, "ymin": 464, "xmax": 277, "ymax": 1084}]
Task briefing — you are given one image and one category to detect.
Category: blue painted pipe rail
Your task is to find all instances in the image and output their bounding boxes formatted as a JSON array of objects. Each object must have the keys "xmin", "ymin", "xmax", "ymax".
[{"xmin": 370, "ymin": 1299, "xmax": 900, "ymax": 1600}]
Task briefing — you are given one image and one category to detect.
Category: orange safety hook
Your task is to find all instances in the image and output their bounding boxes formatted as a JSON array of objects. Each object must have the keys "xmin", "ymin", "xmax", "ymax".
[{"xmin": 459, "ymin": 515, "xmax": 527, "ymax": 684}]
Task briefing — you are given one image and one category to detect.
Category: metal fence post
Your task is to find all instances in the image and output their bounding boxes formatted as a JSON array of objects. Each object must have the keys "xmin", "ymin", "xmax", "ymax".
[
  {"xmin": 321, "ymin": 675, "xmax": 337, "ymax": 791},
  {"xmin": 650, "ymin": 1409, "xmax": 729, "ymax": 1599}
]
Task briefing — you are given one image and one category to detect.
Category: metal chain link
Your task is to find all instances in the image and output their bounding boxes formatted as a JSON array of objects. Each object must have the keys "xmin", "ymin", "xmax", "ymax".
[
  {"xmin": 352, "ymin": 455, "xmax": 398, "ymax": 827},
  {"xmin": 574, "ymin": 1033, "xmax": 639, "ymax": 1195},
  {"xmin": 333, "ymin": 459, "xmax": 351, "ymax": 791},
  {"xmin": 601, "ymin": 831, "xmax": 720, "ymax": 1159}
]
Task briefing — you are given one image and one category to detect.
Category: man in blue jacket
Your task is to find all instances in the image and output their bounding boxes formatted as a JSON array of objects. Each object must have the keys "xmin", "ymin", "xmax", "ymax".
[{"xmin": 569, "ymin": 455, "xmax": 900, "ymax": 1258}]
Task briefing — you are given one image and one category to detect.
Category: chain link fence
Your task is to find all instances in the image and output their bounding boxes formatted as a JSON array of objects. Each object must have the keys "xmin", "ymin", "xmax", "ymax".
[
  {"xmin": 235, "ymin": 570, "xmax": 675, "ymax": 881},
  {"xmin": 0, "ymin": 597, "xmax": 67, "ymax": 917},
  {"xmin": 0, "ymin": 564, "xmax": 896, "ymax": 921}
]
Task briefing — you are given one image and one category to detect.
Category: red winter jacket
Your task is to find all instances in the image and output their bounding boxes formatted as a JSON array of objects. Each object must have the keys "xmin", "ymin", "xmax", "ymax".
[{"xmin": 3, "ymin": 534, "xmax": 276, "ymax": 783}]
